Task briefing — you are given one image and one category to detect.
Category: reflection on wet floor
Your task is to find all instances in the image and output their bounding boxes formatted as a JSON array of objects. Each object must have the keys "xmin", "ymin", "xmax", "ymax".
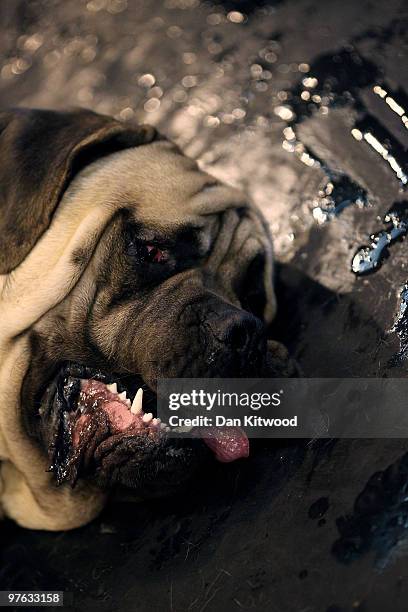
[
  {"xmin": 282, "ymin": 124, "xmax": 370, "ymax": 224},
  {"xmin": 276, "ymin": 45, "xmax": 408, "ymax": 330},
  {"xmin": 372, "ymin": 83, "xmax": 408, "ymax": 131},
  {"xmin": 353, "ymin": 113, "xmax": 408, "ymax": 186},
  {"xmin": 352, "ymin": 202, "xmax": 408, "ymax": 275},
  {"xmin": 281, "ymin": 50, "xmax": 376, "ymax": 224},
  {"xmin": 283, "ymin": 49, "xmax": 407, "ymax": 208}
]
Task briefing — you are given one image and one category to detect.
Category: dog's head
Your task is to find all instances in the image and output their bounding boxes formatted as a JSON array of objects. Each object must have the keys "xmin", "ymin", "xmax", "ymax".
[{"xmin": 0, "ymin": 108, "xmax": 278, "ymax": 509}]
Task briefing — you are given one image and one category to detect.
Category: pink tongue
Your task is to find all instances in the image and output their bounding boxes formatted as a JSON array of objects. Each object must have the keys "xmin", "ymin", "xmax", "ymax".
[
  {"xmin": 104, "ymin": 400, "xmax": 138, "ymax": 431},
  {"xmin": 199, "ymin": 427, "xmax": 249, "ymax": 463}
]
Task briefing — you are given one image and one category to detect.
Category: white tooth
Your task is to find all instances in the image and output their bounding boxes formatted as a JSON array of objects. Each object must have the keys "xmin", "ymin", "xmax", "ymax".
[
  {"xmin": 125, "ymin": 398, "xmax": 131, "ymax": 407},
  {"xmin": 142, "ymin": 412, "xmax": 153, "ymax": 424},
  {"xmin": 152, "ymin": 418, "xmax": 159, "ymax": 426},
  {"xmin": 107, "ymin": 383, "xmax": 117, "ymax": 394},
  {"xmin": 118, "ymin": 391, "xmax": 127, "ymax": 401},
  {"xmin": 131, "ymin": 388, "xmax": 143, "ymax": 414}
]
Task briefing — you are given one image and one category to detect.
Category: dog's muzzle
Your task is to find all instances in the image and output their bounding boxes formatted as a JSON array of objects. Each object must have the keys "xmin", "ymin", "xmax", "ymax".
[{"xmin": 203, "ymin": 303, "xmax": 266, "ymax": 376}]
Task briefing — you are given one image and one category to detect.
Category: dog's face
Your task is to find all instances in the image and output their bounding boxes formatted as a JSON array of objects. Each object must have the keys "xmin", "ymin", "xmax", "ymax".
[{"xmin": 0, "ymin": 109, "xmax": 277, "ymax": 526}]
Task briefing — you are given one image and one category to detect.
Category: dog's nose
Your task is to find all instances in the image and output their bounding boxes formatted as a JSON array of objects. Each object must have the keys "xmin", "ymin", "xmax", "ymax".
[{"xmin": 211, "ymin": 309, "xmax": 263, "ymax": 353}]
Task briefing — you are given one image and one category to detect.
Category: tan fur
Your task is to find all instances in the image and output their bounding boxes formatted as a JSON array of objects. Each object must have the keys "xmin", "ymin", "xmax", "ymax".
[{"xmin": 0, "ymin": 141, "xmax": 276, "ymax": 530}]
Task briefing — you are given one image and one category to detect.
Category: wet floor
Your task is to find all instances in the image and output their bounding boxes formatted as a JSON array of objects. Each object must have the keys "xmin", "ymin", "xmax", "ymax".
[{"xmin": 1, "ymin": 0, "xmax": 408, "ymax": 610}]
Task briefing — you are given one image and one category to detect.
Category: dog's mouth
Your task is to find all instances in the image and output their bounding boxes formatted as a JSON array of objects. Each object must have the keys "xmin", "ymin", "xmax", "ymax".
[{"xmin": 38, "ymin": 363, "xmax": 249, "ymax": 490}]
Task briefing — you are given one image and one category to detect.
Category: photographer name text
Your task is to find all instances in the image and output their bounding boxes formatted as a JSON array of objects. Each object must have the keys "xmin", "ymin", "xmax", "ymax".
[{"xmin": 169, "ymin": 415, "xmax": 298, "ymax": 428}]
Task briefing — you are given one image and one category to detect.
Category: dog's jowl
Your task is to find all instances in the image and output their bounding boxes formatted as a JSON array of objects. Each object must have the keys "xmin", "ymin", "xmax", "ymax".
[{"xmin": 0, "ymin": 108, "xmax": 287, "ymax": 530}]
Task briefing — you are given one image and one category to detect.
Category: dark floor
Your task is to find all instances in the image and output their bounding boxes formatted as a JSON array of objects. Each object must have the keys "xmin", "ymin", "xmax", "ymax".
[{"xmin": 1, "ymin": 0, "xmax": 408, "ymax": 610}]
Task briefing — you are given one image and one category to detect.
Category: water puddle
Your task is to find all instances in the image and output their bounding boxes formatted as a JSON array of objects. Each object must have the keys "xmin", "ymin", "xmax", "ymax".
[{"xmin": 352, "ymin": 202, "xmax": 408, "ymax": 275}]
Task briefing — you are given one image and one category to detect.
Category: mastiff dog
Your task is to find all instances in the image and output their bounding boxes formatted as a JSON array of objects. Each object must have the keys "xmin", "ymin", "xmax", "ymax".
[{"xmin": 0, "ymin": 108, "xmax": 291, "ymax": 530}]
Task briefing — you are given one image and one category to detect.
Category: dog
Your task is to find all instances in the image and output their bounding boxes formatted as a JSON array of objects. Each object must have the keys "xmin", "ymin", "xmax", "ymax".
[{"xmin": 0, "ymin": 108, "xmax": 290, "ymax": 530}]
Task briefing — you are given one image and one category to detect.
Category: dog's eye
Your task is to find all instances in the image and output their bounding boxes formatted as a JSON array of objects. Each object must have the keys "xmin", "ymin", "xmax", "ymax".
[
  {"xmin": 144, "ymin": 244, "xmax": 167, "ymax": 263},
  {"xmin": 127, "ymin": 239, "xmax": 169, "ymax": 264}
]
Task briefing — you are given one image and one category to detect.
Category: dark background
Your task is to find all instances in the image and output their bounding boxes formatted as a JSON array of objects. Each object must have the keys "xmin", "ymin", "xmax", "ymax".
[{"xmin": 1, "ymin": 0, "xmax": 408, "ymax": 610}]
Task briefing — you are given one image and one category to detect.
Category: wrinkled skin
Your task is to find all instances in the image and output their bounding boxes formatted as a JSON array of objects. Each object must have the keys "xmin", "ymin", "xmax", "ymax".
[{"xmin": 26, "ymin": 202, "xmax": 281, "ymax": 494}]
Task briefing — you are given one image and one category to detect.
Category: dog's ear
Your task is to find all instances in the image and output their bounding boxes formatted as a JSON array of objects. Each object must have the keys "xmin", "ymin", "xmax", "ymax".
[{"xmin": 0, "ymin": 108, "xmax": 159, "ymax": 274}]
